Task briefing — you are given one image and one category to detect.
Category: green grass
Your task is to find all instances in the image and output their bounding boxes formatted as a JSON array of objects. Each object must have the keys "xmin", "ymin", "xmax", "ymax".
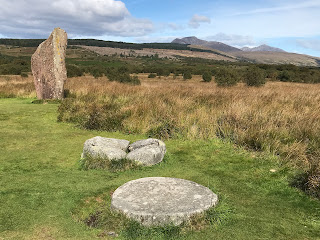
[{"xmin": 1, "ymin": 98, "xmax": 320, "ymax": 239}]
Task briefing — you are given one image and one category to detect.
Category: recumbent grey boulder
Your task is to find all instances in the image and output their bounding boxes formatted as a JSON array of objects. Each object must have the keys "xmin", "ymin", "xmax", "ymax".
[
  {"xmin": 82, "ymin": 136, "xmax": 129, "ymax": 161},
  {"xmin": 81, "ymin": 137, "xmax": 166, "ymax": 166},
  {"xmin": 127, "ymin": 138, "xmax": 166, "ymax": 166}
]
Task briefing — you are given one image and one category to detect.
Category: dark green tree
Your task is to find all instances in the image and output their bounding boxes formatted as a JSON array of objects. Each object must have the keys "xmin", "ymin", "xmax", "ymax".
[
  {"xmin": 245, "ymin": 66, "xmax": 266, "ymax": 87},
  {"xmin": 202, "ymin": 71, "xmax": 212, "ymax": 82},
  {"xmin": 278, "ymin": 70, "xmax": 292, "ymax": 82},
  {"xmin": 183, "ymin": 71, "xmax": 192, "ymax": 80},
  {"xmin": 148, "ymin": 73, "xmax": 157, "ymax": 78},
  {"xmin": 214, "ymin": 68, "xmax": 239, "ymax": 86}
]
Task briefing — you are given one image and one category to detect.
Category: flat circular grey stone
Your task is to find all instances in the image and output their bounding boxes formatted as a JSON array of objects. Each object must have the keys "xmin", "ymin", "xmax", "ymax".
[{"xmin": 111, "ymin": 177, "xmax": 218, "ymax": 226}]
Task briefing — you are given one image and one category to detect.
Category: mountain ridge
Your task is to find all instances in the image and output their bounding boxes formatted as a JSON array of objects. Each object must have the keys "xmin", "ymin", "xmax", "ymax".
[
  {"xmin": 172, "ymin": 36, "xmax": 241, "ymax": 52},
  {"xmin": 241, "ymin": 44, "xmax": 286, "ymax": 52},
  {"xmin": 172, "ymin": 36, "xmax": 287, "ymax": 53}
]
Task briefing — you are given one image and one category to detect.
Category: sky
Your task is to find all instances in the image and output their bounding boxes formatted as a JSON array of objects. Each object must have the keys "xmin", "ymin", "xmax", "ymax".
[{"xmin": 0, "ymin": 0, "xmax": 320, "ymax": 57}]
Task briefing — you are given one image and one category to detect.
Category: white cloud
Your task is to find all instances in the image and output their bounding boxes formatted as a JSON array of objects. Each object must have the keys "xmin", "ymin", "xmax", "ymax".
[
  {"xmin": 52, "ymin": 0, "xmax": 129, "ymax": 19},
  {"xmin": 0, "ymin": 0, "xmax": 153, "ymax": 38},
  {"xmin": 296, "ymin": 39, "xmax": 320, "ymax": 51},
  {"xmin": 188, "ymin": 14, "xmax": 211, "ymax": 29},
  {"xmin": 199, "ymin": 0, "xmax": 319, "ymax": 39},
  {"xmin": 212, "ymin": 7, "xmax": 320, "ymax": 39},
  {"xmin": 206, "ymin": 33, "xmax": 255, "ymax": 47},
  {"xmin": 232, "ymin": 0, "xmax": 320, "ymax": 16}
]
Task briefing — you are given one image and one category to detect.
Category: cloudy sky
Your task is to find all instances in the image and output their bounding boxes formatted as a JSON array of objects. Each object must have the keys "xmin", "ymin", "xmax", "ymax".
[{"xmin": 0, "ymin": 0, "xmax": 320, "ymax": 56}]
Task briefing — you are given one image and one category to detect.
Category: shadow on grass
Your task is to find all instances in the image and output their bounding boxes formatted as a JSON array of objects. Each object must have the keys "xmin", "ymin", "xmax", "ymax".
[
  {"xmin": 78, "ymin": 155, "xmax": 140, "ymax": 172},
  {"xmin": 290, "ymin": 170, "xmax": 320, "ymax": 199}
]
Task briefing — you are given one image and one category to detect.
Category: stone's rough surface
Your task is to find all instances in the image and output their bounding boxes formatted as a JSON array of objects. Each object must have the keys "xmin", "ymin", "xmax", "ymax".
[
  {"xmin": 111, "ymin": 177, "xmax": 218, "ymax": 226},
  {"xmin": 127, "ymin": 145, "xmax": 164, "ymax": 166},
  {"xmin": 84, "ymin": 136, "xmax": 130, "ymax": 151},
  {"xmin": 83, "ymin": 147, "xmax": 127, "ymax": 161},
  {"xmin": 31, "ymin": 27, "xmax": 68, "ymax": 99},
  {"xmin": 127, "ymin": 138, "xmax": 166, "ymax": 165},
  {"xmin": 128, "ymin": 138, "xmax": 166, "ymax": 154},
  {"xmin": 82, "ymin": 136, "xmax": 129, "ymax": 160},
  {"xmin": 81, "ymin": 137, "xmax": 165, "ymax": 166}
]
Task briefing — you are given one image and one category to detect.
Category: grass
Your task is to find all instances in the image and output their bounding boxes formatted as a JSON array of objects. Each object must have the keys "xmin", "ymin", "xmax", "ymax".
[
  {"xmin": 0, "ymin": 75, "xmax": 35, "ymax": 98},
  {"xmin": 1, "ymin": 98, "xmax": 320, "ymax": 239},
  {"xmin": 1, "ymin": 74, "xmax": 320, "ymax": 195},
  {"xmin": 60, "ymin": 77, "xmax": 320, "ymax": 196},
  {"xmin": 78, "ymin": 155, "xmax": 139, "ymax": 171}
]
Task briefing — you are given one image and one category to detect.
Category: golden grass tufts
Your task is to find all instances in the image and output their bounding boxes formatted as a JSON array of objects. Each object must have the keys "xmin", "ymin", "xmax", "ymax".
[
  {"xmin": 0, "ymin": 75, "xmax": 36, "ymax": 98},
  {"xmin": 2, "ymin": 74, "xmax": 320, "ymax": 195}
]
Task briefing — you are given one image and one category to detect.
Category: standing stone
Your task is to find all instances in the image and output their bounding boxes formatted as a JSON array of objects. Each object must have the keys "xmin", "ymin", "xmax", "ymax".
[{"xmin": 31, "ymin": 28, "xmax": 67, "ymax": 99}]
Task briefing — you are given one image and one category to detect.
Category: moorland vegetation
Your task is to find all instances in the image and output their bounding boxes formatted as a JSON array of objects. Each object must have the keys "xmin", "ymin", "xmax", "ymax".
[{"xmin": 1, "ymin": 42, "xmax": 320, "ymax": 238}]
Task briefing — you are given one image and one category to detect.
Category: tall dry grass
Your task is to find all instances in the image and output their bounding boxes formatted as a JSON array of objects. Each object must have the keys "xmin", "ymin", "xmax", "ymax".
[
  {"xmin": 0, "ymin": 75, "xmax": 35, "ymax": 98},
  {"xmin": 63, "ymin": 76, "xmax": 320, "ymax": 196},
  {"xmin": 1, "ymin": 74, "xmax": 320, "ymax": 196}
]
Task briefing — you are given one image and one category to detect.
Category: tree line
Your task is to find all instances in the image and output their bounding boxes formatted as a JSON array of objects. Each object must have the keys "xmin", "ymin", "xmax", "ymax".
[
  {"xmin": 1, "ymin": 51, "xmax": 320, "ymax": 85},
  {"xmin": 0, "ymin": 38, "xmax": 224, "ymax": 55}
]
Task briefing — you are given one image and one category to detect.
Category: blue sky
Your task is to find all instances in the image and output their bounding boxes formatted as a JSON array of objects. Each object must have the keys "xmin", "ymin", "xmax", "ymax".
[{"xmin": 0, "ymin": 0, "xmax": 320, "ymax": 57}]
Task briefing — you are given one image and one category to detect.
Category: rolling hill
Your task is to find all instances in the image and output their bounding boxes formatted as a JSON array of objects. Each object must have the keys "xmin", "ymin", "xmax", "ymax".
[
  {"xmin": 231, "ymin": 51, "xmax": 320, "ymax": 66},
  {"xmin": 172, "ymin": 36, "xmax": 241, "ymax": 52},
  {"xmin": 172, "ymin": 36, "xmax": 320, "ymax": 67},
  {"xmin": 1, "ymin": 37, "xmax": 320, "ymax": 67}
]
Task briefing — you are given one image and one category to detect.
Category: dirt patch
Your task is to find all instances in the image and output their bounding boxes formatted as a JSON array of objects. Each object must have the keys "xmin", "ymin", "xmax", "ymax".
[{"xmin": 78, "ymin": 46, "xmax": 236, "ymax": 62}]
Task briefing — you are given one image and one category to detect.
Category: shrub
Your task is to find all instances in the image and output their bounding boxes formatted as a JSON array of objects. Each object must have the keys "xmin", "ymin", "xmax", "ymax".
[
  {"xmin": 90, "ymin": 68, "xmax": 104, "ymax": 78},
  {"xmin": 105, "ymin": 69, "xmax": 118, "ymax": 81},
  {"xmin": 146, "ymin": 121, "xmax": 179, "ymax": 140},
  {"xmin": 162, "ymin": 69, "xmax": 171, "ymax": 77},
  {"xmin": 291, "ymin": 167, "xmax": 320, "ymax": 199},
  {"xmin": 127, "ymin": 75, "xmax": 141, "ymax": 85},
  {"xmin": 244, "ymin": 66, "xmax": 266, "ymax": 87},
  {"xmin": 148, "ymin": 73, "xmax": 157, "ymax": 78},
  {"xmin": 278, "ymin": 70, "xmax": 293, "ymax": 82},
  {"xmin": 58, "ymin": 97, "xmax": 130, "ymax": 131},
  {"xmin": 106, "ymin": 68, "xmax": 141, "ymax": 85},
  {"xmin": 214, "ymin": 68, "xmax": 239, "ymax": 87},
  {"xmin": 183, "ymin": 71, "xmax": 192, "ymax": 80},
  {"xmin": 202, "ymin": 71, "xmax": 212, "ymax": 82},
  {"xmin": 2, "ymin": 65, "xmax": 24, "ymax": 75},
  {"xmin": 266, "ymin": 70, "xmax": 278, "ymax": 81},
  {"xmin": 107, "ymin": 71, "xmax": 141, "ymax": 85},
  {"xmin": 66, "ymin": 64, "xmax": 84, "ymax": 78},
  {"xmin": 118, "ymin": 66, "xmax": 129, "ymax": 74},
  {"xmin": 20, "ymin": 72, "xmax": 28, "ymax": 78}
]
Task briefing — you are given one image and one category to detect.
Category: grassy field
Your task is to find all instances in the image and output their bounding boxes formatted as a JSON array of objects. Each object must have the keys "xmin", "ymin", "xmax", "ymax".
[
  {"xmin": 60, "ymin": 76, "xmax": 320, "ymax": 196},
  {"xmin": 1, "ymin": 97, "xmax": 320, "ymax": 239},
  {"xmin": 1, "ymin": 74, "xmax": 320, "ymax": 194}
]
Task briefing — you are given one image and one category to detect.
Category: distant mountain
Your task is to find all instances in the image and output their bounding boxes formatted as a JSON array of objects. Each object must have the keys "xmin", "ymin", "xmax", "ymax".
[
  {"xmin": 172, "ymin": 36, "xmax": 241, "ymax": 53},
  {"xmin": 172, "ymin": 37, "xmax": 319, "ymax": 66},
  {"xmin": 241, "ymin": 44, "xmax": 286, "ymax": 53},
  {"xmin": 172, "ymin": 36, "xmax": 207, "ymax": 45}
]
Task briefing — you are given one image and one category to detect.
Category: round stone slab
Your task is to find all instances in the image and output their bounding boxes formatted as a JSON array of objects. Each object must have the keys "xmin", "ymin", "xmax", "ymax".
[{"xmin": 111, "ymin": 177, "xmax": 218, "ymax": 226}]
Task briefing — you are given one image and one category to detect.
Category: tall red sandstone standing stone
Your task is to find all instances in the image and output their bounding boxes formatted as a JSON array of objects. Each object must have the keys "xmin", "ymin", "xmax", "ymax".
[{"xmin": 31, "ymin": 28, "xmax": 67, "ymax": 99}]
